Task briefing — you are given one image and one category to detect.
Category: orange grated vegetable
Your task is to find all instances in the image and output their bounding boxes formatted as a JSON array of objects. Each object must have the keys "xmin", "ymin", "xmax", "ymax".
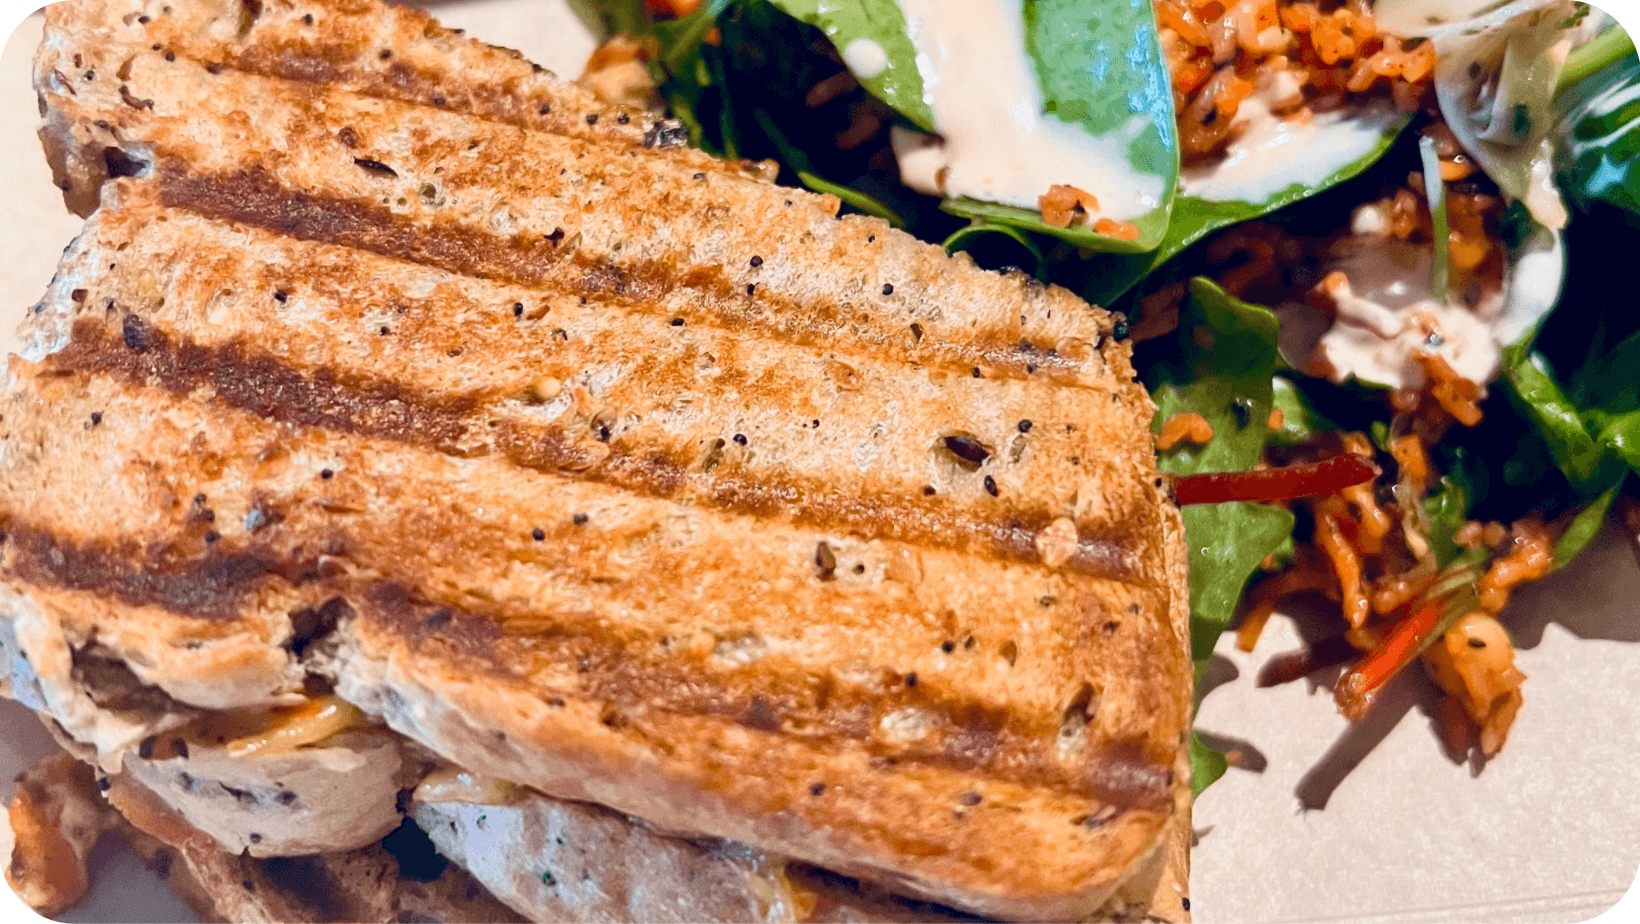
[{"xmin": 1157, "ymin": 411, "xmax": 1216, "ymax": 450}]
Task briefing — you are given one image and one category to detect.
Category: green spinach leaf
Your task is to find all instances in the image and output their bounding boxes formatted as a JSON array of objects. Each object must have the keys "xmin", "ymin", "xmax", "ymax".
[
  {"xmin": 1551, "ymin": 487, "xmax": 1618, "ymax": 574},
  {"xmin": 1555, "ymin": 41, "xmax": 1640, "ymax": 217},
  {"xmin": 1178, "ymin": 503, "xmax": 1295, "ymax": 664},
  {"xmin": 1502, "ymin": 349, "xmax": 1624, "ymax": 491},
  {"xmin": 1424, "ymin": 477, "xmax": 1471, "ymax": 570},
  {"xmin": 1015, "ymin": 0, "xmax": 1177, "ymax": 247},
  {"xmin": 1190, "ymin": 731, "xmax": 1229, "ymax": 798},
  {"xmin": 1151, "ymin": 279, "xmax": 1282, "ymax": 472},
  {"xmin": 763, "ymin": 0, "xmax": 934, "ymax": 130},
  {"xmin": 1269, "ymin": 376, "xmax": 1340, "ymax": 448},
  {"xmin": 1587, "ymin": 407, "xmax": 1640, "ymax": 473},
  {"xmin": 942, "ymin": 221, "xmax": 1047, "ymax": 278}
]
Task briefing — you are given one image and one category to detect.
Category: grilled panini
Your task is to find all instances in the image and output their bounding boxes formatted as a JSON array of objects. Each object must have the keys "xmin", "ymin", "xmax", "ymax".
[{"xmin": 8, "ymin": 0, "xmax": 1194, "ymax": 918}]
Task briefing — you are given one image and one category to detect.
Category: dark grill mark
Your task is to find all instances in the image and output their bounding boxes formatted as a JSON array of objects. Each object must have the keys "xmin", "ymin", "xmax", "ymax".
[
  {"xmin": 53, "ymin": 318, "xmax": 1139, "ymax": 581},
  {"xmin": 0, "ymin": 520, "xmax": 286, "ymax": 621},
  {"xmin": 150, "ymin": 165, "xmax": 1075, "ymax": 382},
  {"xmin": 356, "ymin": 583, "xmax": 1174, "ymax": 808}
]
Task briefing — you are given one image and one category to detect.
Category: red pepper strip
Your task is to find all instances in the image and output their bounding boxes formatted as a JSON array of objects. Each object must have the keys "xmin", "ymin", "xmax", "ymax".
[
  {"xmin": 1334, "ymin": 602, "xmax": 1443, "ymax": 721},
  {"xmin": 1173, "ymin": 455, "xmax": 1378, "ymax": 506}
]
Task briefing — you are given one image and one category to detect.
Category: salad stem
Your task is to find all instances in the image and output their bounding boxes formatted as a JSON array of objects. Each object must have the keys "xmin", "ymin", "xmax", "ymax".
[
  {"xmin": 1417, "ymin": 135, "xmax": 1450, "ymax": 303},
  {"xmin": 1557, "ymin": 26, "xmax": 1637, "ymax": 97}
]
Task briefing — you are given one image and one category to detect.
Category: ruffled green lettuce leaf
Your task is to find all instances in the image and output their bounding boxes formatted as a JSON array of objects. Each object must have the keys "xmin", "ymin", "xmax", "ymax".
[
  {"xmin": 1150, "ymin": 280, "xmax": 1294, "ymax": 792},
  {"xmin": 1149, "ymin": 280, "xmax": 1296, "ymax": 665}
]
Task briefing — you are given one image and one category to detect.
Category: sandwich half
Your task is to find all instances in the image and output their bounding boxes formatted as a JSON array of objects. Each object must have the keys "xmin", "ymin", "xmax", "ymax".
[{"xmin": 4, "ymin": 0, "xmax": 1195, "ymax": 918}]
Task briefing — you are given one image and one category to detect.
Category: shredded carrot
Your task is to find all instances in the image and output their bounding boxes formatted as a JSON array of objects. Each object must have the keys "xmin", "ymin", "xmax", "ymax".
[
  {"xmin": 1237, "ymin": 564, "xmax": 1337, "ymax": 651},
  {"xmin": 1094, "ymin": 218, "xmax": 1142, "ymax": 241},
  {"xmin": 1387, "ymin": 433, "xmax": 1430, "ymax": 487},
  {"xmin": 1157, "ymin": 411, "xmax": 1215, "ymax": 450},
  {"xmin": 1039, "ymin": 184, "xmax": 1099, "ymax": 229},
  {"xmin": 1370, "ymin": 564, "xmax": 1436, "ymax": 615},
  {"xmin": 1335, "ymin": 599, "xmax": 1442, "ymax": 719},
  {"xmin": 1157, "ymin": 0, "xmax": 1432, "ymax": 162},
  {"xmin": 1339, "ymin": 433, "xmax": 1392, "ymax": 554},
  {"xmin": 1313, "ymin": 494, "xmax": 1370, "ymax": 628},
  {"xmin": 1415, "ymin": 353, "xmax": 1484, "ymax": 427},
  {"xmin": 1477, "ymin": 519, "xmax": 1553, "ymax": 612}
]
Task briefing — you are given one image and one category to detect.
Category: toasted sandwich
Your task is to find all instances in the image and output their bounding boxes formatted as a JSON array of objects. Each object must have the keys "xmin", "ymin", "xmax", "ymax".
[{"xmin": 3, "ymin": 0, "xmax": 1194, "ymax": 919}]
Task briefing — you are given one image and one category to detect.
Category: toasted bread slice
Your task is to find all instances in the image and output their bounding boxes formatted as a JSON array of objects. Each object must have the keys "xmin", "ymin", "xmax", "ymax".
[{"xmin": 14, "ymin": 0, "xmax": 1194, "ymax": 917}]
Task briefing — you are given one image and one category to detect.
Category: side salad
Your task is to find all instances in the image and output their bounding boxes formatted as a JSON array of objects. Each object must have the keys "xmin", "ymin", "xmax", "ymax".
[{"xmin": 573, "ymin": 0, "xmax": 1640, "ymax": 794}]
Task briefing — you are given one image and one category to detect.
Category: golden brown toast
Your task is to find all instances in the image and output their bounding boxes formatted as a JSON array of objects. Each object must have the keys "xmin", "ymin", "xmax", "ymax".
[{"xmin": 10, "ymin": 0, "xmax": 1194, "ymax": 917}]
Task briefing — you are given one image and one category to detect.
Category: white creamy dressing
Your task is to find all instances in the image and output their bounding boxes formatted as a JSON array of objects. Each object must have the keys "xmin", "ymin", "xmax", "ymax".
[
  {"xmin": 841, "ymin": 37, "xmax": 888, "ymax": 78},
  {"xmin": 1373, "ymin": 0, "xmax": 1534, "ymax": 36},
  {"xmin": 884, "ymin": 0, "xmax": 1164, "ymax": 220},
  {"xmin": 1300, "ymin": 213, "xmax": 1564, "ymax": 391},
  {"xmin": 1179, "ymin": 88, "xmax": 1405, "ymax": 203}
]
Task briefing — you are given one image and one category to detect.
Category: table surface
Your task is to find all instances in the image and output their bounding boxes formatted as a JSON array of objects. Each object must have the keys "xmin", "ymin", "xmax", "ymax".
[{"xmin": 1, "ymin": 2, "xmax": 1638, "ymax": 921}]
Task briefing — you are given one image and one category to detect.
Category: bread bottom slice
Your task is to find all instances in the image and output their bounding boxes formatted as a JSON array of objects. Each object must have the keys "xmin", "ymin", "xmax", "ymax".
[
  {"xmin": 116, "ymin": 816, "xmax": 525, "ymax": 924},
  {"xmin": 5, "ymin": 726, "xmax": 1188, "ymax": 923}
]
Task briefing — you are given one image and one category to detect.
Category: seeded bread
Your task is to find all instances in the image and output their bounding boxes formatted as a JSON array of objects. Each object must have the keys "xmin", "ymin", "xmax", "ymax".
[{"xmin": 13, "ymin": 0, "xmax": 1196, "ymax": 918}]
